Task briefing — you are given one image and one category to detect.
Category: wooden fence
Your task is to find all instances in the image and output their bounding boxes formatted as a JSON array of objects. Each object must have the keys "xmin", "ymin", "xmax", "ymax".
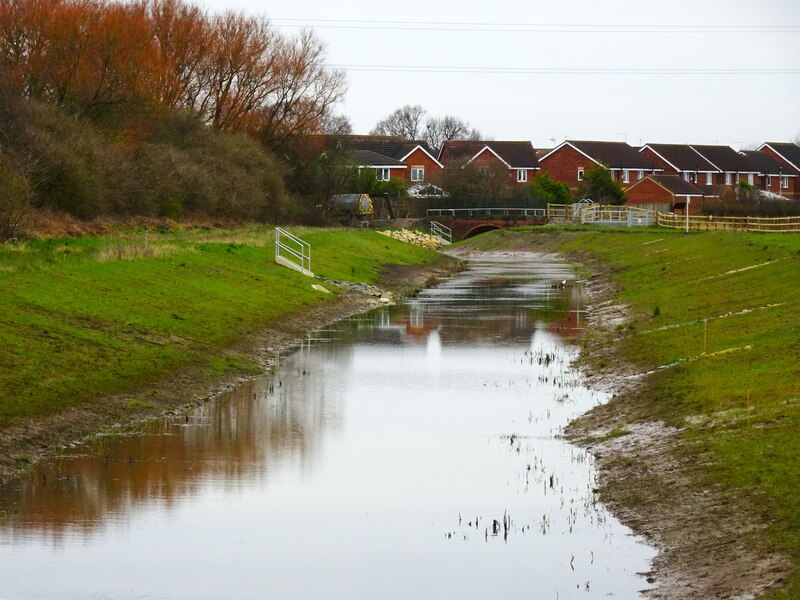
[
  {"xmin": 547, "ymin": 203, "xmax": 800, "ymax": 233},
  {"xmin": 656, "ymin": 212, "xmax": 800, "ymax": 233}
]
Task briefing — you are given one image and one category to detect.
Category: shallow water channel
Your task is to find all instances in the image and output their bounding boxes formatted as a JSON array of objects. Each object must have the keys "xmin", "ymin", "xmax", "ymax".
[{"xmin": 0, "ymin": 253, "xmax": 655, "ymax": 599}]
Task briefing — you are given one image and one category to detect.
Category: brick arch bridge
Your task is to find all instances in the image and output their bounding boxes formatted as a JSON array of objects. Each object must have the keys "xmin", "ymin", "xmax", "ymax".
[{"xmin": 428, "ymin": 210, "xmax": 548, "ymax": 240}]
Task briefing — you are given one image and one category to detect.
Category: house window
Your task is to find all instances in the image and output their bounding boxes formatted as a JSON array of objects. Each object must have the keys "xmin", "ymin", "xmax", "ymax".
[
  {"xmin": 377, "ymin": 168, "xmax": 390, "ymax": 181},
  {"xmin": 683, "ymin": 172, "xmax": 690, "ymax": 182},
  {"xmin": 577, "ymin": 168, "xmax": 584, "ymax": 181},
  {"xmin": 638, "ymin": 170, "xmax": 644, "ymax": 181},
  {"xmin": 725, "ymin": 173, "xmax": 732, "ymax": 185},
  {"xmin": 707, "ymin": 172, "xmax": 714, "ymax": 185},
  {"xmin": 411, "ymin": 167, "xmax": 425, "ymax": 182},
  {"xmin": 517, "ymin": 169, "xmax": 528, "ymax": 183},
  {"xmin": 767, "ymin": 175, "xmax": 773, "ymax": 187},
  {"xmin": 622, "ymin": 170, "xmax": 630, "ymax": 184},
  {"xmin": 747, "ymin": 173, "xmax": 754, "ymax": 185},
  {"xmin": 782, "ymin": 176, "xmax": 789, "ymax": 189}
]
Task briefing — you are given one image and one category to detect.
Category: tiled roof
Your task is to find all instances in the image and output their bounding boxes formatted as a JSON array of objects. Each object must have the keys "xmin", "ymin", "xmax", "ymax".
[
  {"xmin": 347, "ymin": 149, "xmax": 406, "ymax": 168},
  {"xmin": 642, "ymin": 144, "xmax": 718, "ymax": 172},
  {"xmin": 740, "ymin": 151, "xmax": 793, "ymax": 176},
  {"xmin": 760, "ymin": 142, "xmax": 800, "ymax": 172},
  {"xmin": 650, "ymin": 175, "xmax": 705, "ymax": 196},
  {"xmin": 439, "ymin": 141, "xmax": 539, "ymax": 169},
  {"xmin": 347, "ymin": 136, "xmax": 437, "ymax": 161},
  {"xmin": 567, "ymin": 140, "xmax": 660, "ymax": 170},
  {"xmin": 689, "ymin": 145, "xmax": 758, "ymax": 173}
]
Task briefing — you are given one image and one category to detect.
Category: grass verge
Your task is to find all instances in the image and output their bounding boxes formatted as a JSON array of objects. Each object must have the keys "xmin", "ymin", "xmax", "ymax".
[{"xmin": 0, "ymin": 226, "xmax": 440, "ymax": 430}]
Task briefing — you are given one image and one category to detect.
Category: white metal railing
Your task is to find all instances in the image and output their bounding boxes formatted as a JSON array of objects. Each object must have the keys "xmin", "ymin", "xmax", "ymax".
[
  {"xmin": 426, "ymin": 207, "xmax": 547, "ymax": 218},
  {"xmin": 580, "ymin": 205, "xmax": 656, "ymax": 227},
  {"xmin": 430, "ymin": 220, "xmax": 453, "ymax": 244},
  {"xmin": 275, "ymin": 227, "xmax": 312, "ymax": 276}
]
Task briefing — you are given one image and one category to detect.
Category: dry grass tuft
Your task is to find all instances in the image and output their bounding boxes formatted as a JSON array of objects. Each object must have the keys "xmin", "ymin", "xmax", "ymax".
[{"xmin": 94, "ymin": 241, "xmax": 194, "ymax": 263}]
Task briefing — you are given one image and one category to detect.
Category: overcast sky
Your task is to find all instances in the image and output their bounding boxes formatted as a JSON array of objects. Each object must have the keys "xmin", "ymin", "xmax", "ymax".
[{"xmin": 202, "ymin": 0, "xmax": 799, "ymax": 149}]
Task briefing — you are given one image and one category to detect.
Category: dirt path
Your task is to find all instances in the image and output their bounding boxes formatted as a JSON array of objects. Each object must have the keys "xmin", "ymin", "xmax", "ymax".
[
  {"xmin": 448, "ymin": 235, "xmax": 791, "ymax": 599},
  {"xmin": 0, "ymin": 257, "xmax": 459, "ymax": 483}
]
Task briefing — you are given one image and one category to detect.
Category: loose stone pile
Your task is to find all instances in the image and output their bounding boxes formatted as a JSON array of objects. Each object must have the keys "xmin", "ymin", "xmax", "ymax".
[{"xmin": 378, "ymin": 229, "xmax": 441, "ymax": 249}]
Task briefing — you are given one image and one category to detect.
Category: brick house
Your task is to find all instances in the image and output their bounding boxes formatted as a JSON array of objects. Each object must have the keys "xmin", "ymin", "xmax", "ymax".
[
  {"xmin": 625, "ymin": 175, "xmax": 706, "ymax": 214},
  {"xmin": 438, "ymin": 141, "xmax": 539, "ymax": 186},
  {"xmin": 740, "ymin": 150, "xmax": 797, "ymax": 197},
  {"xmin": 346, "ymin": 149, "xmax": 408, "ymax": 181},
  {"xmin": 347, "ymin": 136, "xmax": 443, "ymax": 184},
  {"xmin": 757, "ymin": 142, "xmax": 800, "ymax": 199},
  {"xmin": 538, "ymin": 140, "xmax": 662, "ymax": 191},
  {"xmin": 639, "ymin": 143, "xmax": 719, "ymax": 186},
  {"xmin": 687, "ymin": 145, "xmax": 760, "ymax": 189}
]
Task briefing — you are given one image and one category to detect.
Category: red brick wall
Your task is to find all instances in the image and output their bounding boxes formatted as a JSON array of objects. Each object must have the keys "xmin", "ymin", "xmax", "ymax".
[
  {"xmin": 469, "ymin": 150, "xmax": 530, "ymax": 185},
  {"xmin": 539, "ymin": 145, "xmax": 598, "ymax": 190},
  {"xmin": 759, "ymin": 147, "xmax": 799, "ymax": 198},
  {"xmin": 640, "ymin": 147, "xmax": 678, "ymax": 175},
  {"xmin": 625, "ymin": 178, "xmax": 673, "ymax": 206},
  {"xmin": 401, "ymin": 148, "xmax": 442, "ymax": 184}
]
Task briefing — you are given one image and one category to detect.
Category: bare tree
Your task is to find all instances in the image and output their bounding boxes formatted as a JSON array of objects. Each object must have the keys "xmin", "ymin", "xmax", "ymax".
[
  {"xmin": 370, "ymin": 104, "xmax": 426, "ymax": 139},
  {"xmin": 257, "ymin": 30, "xmax": 347, "ymax": 151},
  {"xmin": 323, "ymin": 113, "xmax": 352, "ymax": 136},
  {"xmin": 425, "ymin": 115, "xmax": 481, "ymax": 150},
  {"xmin": 0, "ymin": 150, "xmax": 32, "ymax": 242}
]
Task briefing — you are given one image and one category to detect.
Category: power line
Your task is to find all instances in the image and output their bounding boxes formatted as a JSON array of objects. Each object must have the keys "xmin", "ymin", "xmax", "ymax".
[
  {"xmin": 267, "ymin": 17, "xmax": 800, "ymax": 34},
  {"xmin": 328, "ymin": 64, "xmax": 800, "ymax": 75}
]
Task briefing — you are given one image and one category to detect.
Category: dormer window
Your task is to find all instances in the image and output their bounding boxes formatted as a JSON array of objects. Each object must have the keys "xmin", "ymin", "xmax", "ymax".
[{"xmin": 517, "ymin": 169, "xmax": 528, "ymax": 183}]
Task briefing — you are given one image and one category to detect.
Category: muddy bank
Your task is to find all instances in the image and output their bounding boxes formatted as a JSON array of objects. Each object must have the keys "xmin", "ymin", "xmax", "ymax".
[
  {"xmin": 448, "ymin": 232, "xmax": 790, "ymax": 599},
  {"xmin": 0, "ymin": 255, "xmax": 460, "ymax": 483}
]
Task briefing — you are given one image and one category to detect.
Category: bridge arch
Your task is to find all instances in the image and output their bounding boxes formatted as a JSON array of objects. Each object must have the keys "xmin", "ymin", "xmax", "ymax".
[{"xmin": 462, "ymin": 223, "xmax": 503, "ymax": 239}]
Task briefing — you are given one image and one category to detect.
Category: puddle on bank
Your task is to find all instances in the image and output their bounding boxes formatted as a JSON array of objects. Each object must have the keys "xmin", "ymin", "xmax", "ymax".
[{"xmin": 0, "ymin": 253, "xmax": 656, "ymax": 599}]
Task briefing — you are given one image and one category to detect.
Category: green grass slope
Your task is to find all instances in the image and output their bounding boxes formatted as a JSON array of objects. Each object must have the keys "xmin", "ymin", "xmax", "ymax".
[
  {"xmin": 0, "ymin": 227, "xmax": 438, "ymax": 427},
  {"xmin": 546, "ymin": 228, "xmax": 800, "ymax": 598}
]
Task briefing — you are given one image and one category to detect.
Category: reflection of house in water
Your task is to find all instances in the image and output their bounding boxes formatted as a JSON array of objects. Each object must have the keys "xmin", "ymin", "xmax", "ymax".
[
  {"xmin": 540, "ymin": 284, "xmax": 588, "ymax": 341},
  {"xmin": 347, "ymin": 280, "xmax": 588, "ymax": 347}
]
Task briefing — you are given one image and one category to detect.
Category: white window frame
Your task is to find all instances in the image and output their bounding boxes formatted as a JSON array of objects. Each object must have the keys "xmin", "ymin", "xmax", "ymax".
[
  {"xmin": 747, "ymin": 173, "xmax": 754, "ymax": 185},
  {"xmin": 767, "ymin": 175, "xmax": 773, "ymax": 187},
  {"xmin": 577, "ymin": 168, "xmax": 584, "ymax": 181},
  {"xmin": 377, "ymin": 168, "xmax": 390, "ymax": 181},
  {"xmin": 410, "ymin": 167, "xmax": 425, "ymax": 182},
  {"xmin": 725, "ymin": 173, "xmax": 732, "ymax": 185},
  {"xmin": 782, "ymin": 176, "xmax": 789, "ymax": 189},
  {"xmin": 622, "ymin": 170, "xmax": 630, "ymax": 184},
  {"xmin": 638, "ymin": 170, "xmax": 644, "ymax": 181},
  {"xmin": 683, "ymin": 172, "xmax": 690, "ymax": 182},
  {"xmin": 517, "ymin": 169, "xmax": 528, "ymax": 183},
  {"xmin": 706, "ymin": 172, "xmax": 714, "ymax": 185}
]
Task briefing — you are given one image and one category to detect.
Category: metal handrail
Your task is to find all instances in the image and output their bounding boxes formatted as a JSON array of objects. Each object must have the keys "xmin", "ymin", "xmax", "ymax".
[
  {"xmin": 426, "ymin": 207, "xmax": 547, "ymax": 218},
  {"xmin": 430, "ymin": 220, "xmax": 452, "ymax": 243},
  {"xmin": 275, "ymin": 227, "xmax": 311, "ymax": 274}
]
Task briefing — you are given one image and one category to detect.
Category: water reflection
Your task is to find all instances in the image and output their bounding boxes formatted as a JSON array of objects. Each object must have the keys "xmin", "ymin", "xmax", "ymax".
[{"xmin": 0, "ymin": 253, "xmax": 654, "ymax": 599}]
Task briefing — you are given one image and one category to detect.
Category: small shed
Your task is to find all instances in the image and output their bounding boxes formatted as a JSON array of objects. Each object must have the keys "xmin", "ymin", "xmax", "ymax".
[{"xmin": 625, "ymin": 175, "xmax": 705, "ymax": 214}]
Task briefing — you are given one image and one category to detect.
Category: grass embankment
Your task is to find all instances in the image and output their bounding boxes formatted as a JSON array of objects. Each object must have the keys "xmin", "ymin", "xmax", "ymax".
[
  {"xmin": 0, "ymin": 227, "xmax": 439, "ymax": 432},
  {"xmin": 518, "ymin": 228, "xmax": 799, "ymax": 597}
]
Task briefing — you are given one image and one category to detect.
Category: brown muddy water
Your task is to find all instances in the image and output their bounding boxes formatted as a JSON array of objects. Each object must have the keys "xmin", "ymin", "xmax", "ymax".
[{"xmin": 0, "ymin": 253, "xmax": 656, "ymax": 599}]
